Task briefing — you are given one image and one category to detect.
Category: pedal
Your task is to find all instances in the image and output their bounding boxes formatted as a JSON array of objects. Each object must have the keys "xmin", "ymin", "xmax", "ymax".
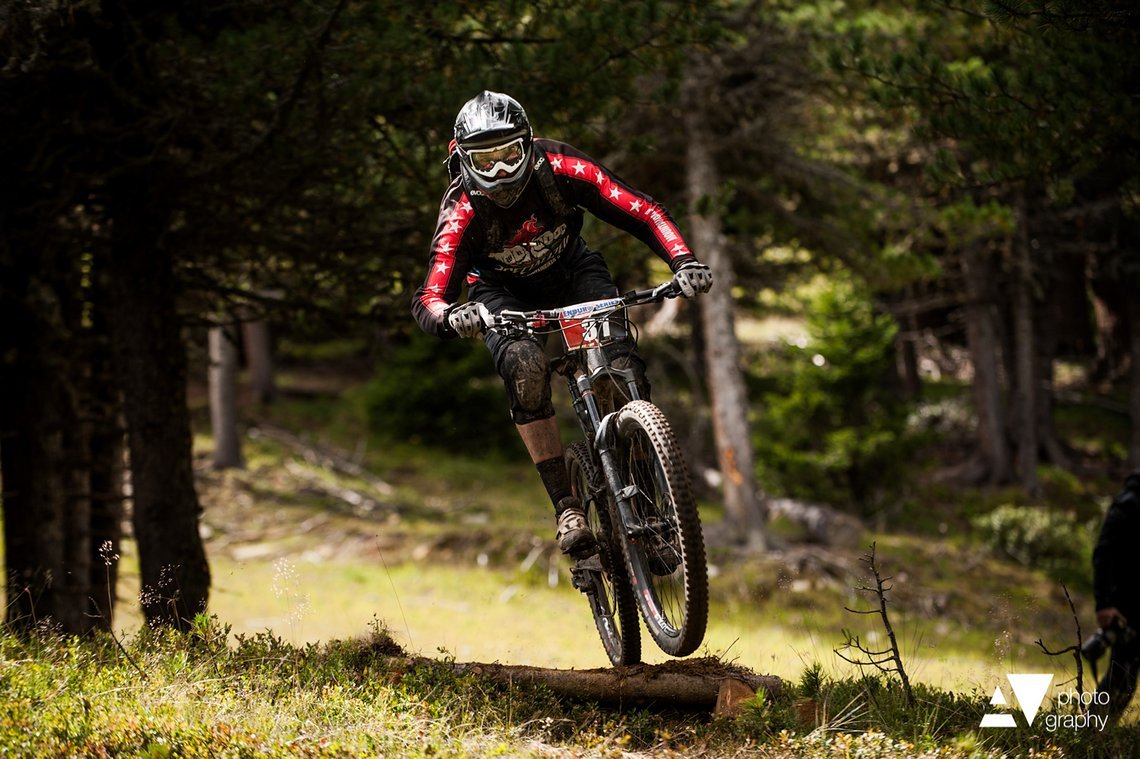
[{"xmin": 571, "ymin": 556, "xmax": 604, "ymax": 593}]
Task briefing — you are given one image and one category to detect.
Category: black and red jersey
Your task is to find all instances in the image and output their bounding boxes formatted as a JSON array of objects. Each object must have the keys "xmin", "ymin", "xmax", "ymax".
[{"xmin": 412, "ymin": 138, "xmax": 696, "ymax": 338}]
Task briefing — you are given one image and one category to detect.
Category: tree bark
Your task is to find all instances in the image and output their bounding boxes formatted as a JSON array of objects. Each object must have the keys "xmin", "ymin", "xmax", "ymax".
[
  {"xmin": 1033, "ymin": 253, "xmax": 1071, "ymax": 471},
  {"xmin": 1011, "ymin": 199, "xmax": 1039, "ymax": 494},
  {"xmin": 683, "ymin": 76, "xmax": 767, "ymax": 549},
  {"xmin": 1130, "ymin": 277, "xmax": 1140, "ymax": 468},
  {"xmin": 0, "ymin": 357, "xmax": 66, "ymax": 631},
  {"xmin": 107, "ymin": 173, "xmax": 210, "ymax": 629},
  {"xmin": 242, "ymin": 317, "xmax": 278, "ymax": 404},
  {"xmin": 0, "ymin": 254, "xmax": 93, "ymax": 634},
  {"xmin": 960, "ymin": 244, "xmax": 1012, "ymax": 483},
  {"xmin": 87, "ymin": 255, "xmax": 126, "ymax": 630},
  {"xmin": 209, "ymin": 323, "xmax": 245, "ymax": 470}
]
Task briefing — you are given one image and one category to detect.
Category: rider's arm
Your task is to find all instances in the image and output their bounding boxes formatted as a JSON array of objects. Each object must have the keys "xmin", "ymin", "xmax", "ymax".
[
  {"xmin": 540, "ymin": 140, "xmax": 697, "ymax": 272},
  {"xmin": 411, "ymin": 181, "xmax": 480, "ymax": 338}
]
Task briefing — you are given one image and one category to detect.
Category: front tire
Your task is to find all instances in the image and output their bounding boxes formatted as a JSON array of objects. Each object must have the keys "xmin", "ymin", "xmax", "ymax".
[{"xmin": 612, "ymin": 401, "xmax": 708, "ymax": 657}]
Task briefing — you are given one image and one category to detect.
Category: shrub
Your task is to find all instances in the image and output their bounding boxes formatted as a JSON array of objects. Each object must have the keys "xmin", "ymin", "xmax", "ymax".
[
  {"xmin": 971, "ymin": 503, "xmax": 1095, "ymax": 586},
  {"xmin": 754, "ymin": 279, "xmax": 912, "ymax": 514},
  {"xmin": 363, "ymin": 333, "xmax": 523, "ymax": 454}
]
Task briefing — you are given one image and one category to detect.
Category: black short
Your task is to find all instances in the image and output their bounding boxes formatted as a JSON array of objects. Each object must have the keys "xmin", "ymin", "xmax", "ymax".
[
  {"xmin": 469, "ymin": 247, "xmax": 647, "ymax": 421},
  {"xmin": 470, "ymin": 247, "xmax": 622, "ymax": 372}
]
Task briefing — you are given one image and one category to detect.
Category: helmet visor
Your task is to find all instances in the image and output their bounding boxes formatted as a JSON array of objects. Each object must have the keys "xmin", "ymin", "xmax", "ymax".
[{"xmin": 464, "ymin": 137, "xmax": 527, "ymax": 179}]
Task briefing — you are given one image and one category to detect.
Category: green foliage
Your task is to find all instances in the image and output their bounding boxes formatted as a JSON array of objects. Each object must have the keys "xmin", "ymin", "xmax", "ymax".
[
  {"xmin": 362, "ymin": 333, "xmax": 523, "ymax": 454},
  {"xmin": 835, "ymin": 0, "xmax": 1139, "ymax": 193},
  {"xmin": 3, "ymin": 620, "xmax": 1137, "ymax": 758},
  {"xmin": 754, "ymin": 278, "xmax": 912, "ymax": 512},
  {"xmin": 971, "ymin": 504, "xmax": 1096, "ymax": 588}
]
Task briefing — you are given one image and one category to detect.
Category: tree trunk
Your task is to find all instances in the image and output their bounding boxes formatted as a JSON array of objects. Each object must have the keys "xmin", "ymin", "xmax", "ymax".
[
  {"xmin": 107, "ymin": 174, "xmax": 210, "ymax": 629},
  {"xmin": 683, "ymin": 77, "xmax": 767, "ymax": 549},
  {"xmin": 1011, "ymin": 199, "xmax": 1039, "ymax": 494},
  {"xmin": 0, "ymin": 359, "xmax": 66, "ymax": 631},
  {"xmin": 1088, "ymin": 254, "xmax": 1130, "ymax": 383},
  {"xmin": 1033, "ymin": 253, "xmax": 1071, "ymax": 471},
  {"xmin": 960, "ymin": 244, "xmax": 1012, "ymax": 483},
  {"xmin": 209, "ymin": 323, "xmax": 245, "ymax": 470},
  {"xmin": 1130, "ymin": 279, "xmax": 1140, "ymax": 468},
  {"xmin": 87, "ymin": 256, "xmax": 125, "ymax": 629},
  {"xmin": 899, "ymin": 287, "xmax": 923, "ymax": 400},
  {"xmin": 0, "ymin": 256, "xmax": 92, "ymax": 633},
  {"xmin": 242, "ymin": 317, "xmax": 278, "ymax": 404}
]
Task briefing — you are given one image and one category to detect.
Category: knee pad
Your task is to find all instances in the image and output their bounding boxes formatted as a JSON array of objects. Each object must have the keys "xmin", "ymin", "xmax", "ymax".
[{"xmin": 501, "ymin": 340, "xmax": 555, "ymax": 424}]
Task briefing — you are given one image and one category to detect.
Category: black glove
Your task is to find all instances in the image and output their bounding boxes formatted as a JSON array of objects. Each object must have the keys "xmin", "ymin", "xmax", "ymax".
[
  {"xmin": 673, "ymin": 262, "xmax": 713, "ymax": 298},
  {"xmin": 447, "ymin": 302, "xmax": 492, "ymax": 338}
]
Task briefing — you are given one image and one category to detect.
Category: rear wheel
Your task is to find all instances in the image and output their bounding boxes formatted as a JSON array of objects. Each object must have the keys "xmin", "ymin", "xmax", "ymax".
[
  {"xmin": 612, "ymin": 401, "xmax": 708, "ymax": 657},
  {"xmin": 566, "ymin": 441, "xmax": 641, "ymax": 666}
]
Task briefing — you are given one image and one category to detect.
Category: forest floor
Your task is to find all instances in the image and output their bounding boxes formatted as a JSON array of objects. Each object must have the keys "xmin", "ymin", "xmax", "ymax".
[
  {"xmin": 5, "ymin": 361, "xmax": 1135, "ymax": 758},
  {"xmin": 171, "ymin": 361, "xmax": 1115, "ymax": 694}
]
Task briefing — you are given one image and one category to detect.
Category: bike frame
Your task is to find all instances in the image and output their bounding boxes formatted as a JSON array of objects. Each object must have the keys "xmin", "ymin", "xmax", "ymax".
[{"xmin": 492, "ymin": 281, "xmax": 678, "ymax": 542}]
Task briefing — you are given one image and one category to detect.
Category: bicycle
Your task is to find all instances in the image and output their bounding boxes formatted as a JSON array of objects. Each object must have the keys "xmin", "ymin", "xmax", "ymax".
[{"xmin": 489, "ymin": 281, "xmax": 709, "ymax": 665}]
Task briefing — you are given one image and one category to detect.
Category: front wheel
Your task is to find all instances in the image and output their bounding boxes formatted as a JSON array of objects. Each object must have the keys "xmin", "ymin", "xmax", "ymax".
[
  {"xmin": 566, "ymin": 441, "xmax": 641, "ymax": 666},
  {"xmin": 613, "ymin": 401, "xmax": 708, "ymax": 657}
]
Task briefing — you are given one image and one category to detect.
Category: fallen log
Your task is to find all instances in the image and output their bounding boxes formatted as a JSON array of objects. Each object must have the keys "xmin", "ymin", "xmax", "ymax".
[
  {"xmin": 440, "ymin": 658, "xmax": 783, "ymax": 712},
  {"xmin": 248, "ymin": 424, "xmax": 395, "ymax": 495},
  {"xmin": 767, "ymin": 497, "xmax": 864, "ymax": 548},
  {"xmin": 283, "ymin": 459, "xmax": 398, "ymax": 516}
]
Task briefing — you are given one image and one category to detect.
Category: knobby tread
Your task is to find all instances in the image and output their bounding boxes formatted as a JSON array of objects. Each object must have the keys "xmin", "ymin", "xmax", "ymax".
[{"xmin": 613, "ymin": 400, "xmax": 708, "ymax": 657}]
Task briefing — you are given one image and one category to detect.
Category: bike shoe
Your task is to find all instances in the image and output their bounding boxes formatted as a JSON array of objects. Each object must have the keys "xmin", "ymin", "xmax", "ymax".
[{"xmin": 556, "ymin": 499, "xmax": 598, "ymax": 558}]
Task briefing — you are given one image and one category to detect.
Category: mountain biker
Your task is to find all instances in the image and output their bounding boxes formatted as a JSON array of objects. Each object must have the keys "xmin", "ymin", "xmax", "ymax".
[
  {"xmin": 411, "ymin": 90, "xmax": 712, "ymax": 558},
  {"xmin": 1091, "ymin": 468, "xmax": 1140, "ymax": 721}
]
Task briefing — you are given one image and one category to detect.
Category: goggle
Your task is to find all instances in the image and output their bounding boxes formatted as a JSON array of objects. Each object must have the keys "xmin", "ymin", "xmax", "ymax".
[{"xmin": 464, "ymin": 137, "xmax": 527, "ymax": 178}]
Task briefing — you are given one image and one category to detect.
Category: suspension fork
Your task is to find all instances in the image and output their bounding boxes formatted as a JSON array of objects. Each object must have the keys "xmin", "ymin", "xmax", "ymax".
[
  {"xmin": 595, "ymin": 412, "xmax": 662, "ymax": 541},
  {"xmin": 562, "ymin": 346, "xmax": 647, "ymax": 536},
  {"xmin": 588, "ymin": 371, "xmax": 656, "ymax": 540}
]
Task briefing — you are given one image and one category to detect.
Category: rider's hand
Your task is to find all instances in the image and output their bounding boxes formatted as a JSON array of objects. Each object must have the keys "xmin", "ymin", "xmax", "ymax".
[
  {"xmin": 673, "ymin": 262, "xmax": 713, "ymax": 298},
  {"xmin": 447, "ymin": 301, "xmax": 492, "ymax": 338}
]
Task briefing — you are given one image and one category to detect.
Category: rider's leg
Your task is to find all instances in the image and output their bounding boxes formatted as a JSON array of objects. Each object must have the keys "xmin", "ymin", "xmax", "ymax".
[
  {"xmin": 497, "ymin": 337, "xmax": 596, "ymax": 556},
  {"xmin": 517, "ymin": 416, "xmax": 563, "ymax": 463}
]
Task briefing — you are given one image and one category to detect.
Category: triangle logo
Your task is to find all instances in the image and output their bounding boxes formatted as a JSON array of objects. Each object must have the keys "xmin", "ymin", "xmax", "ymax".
[{"xmin": 1006, "ymin": 673, "xmax": 1053, "ymax": 725}]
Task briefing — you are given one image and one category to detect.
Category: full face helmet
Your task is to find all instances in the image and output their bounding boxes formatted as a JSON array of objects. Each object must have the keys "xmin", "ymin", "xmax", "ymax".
[{"xmin": 454, "ymin": 91, "xmax": 533, "ymax": 208}]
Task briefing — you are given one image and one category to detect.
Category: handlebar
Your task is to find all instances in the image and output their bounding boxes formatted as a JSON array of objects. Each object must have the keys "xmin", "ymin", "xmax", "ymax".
[{"xmin": 489, "ymin": 280, "xmax": 682, "ymax": 333}]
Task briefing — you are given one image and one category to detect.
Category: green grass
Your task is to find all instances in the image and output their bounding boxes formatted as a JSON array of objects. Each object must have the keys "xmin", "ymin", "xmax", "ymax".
[
  {"xmin": 2, "ymin": 620, "xmax": 1137, "ymax": 758},
  {"xmin": 6, "ymin": 369, "xmax": 1140, "ymax": 756}
]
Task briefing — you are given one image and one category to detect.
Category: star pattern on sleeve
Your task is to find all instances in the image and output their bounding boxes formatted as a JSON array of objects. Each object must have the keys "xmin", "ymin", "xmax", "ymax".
[
  {"xmin": 545, "ymin": 146, "xmax": 692, "ymax": 263},
  {"xmin": 420, "ymin": 191, "xmax": 475, "ymax": 317}
]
